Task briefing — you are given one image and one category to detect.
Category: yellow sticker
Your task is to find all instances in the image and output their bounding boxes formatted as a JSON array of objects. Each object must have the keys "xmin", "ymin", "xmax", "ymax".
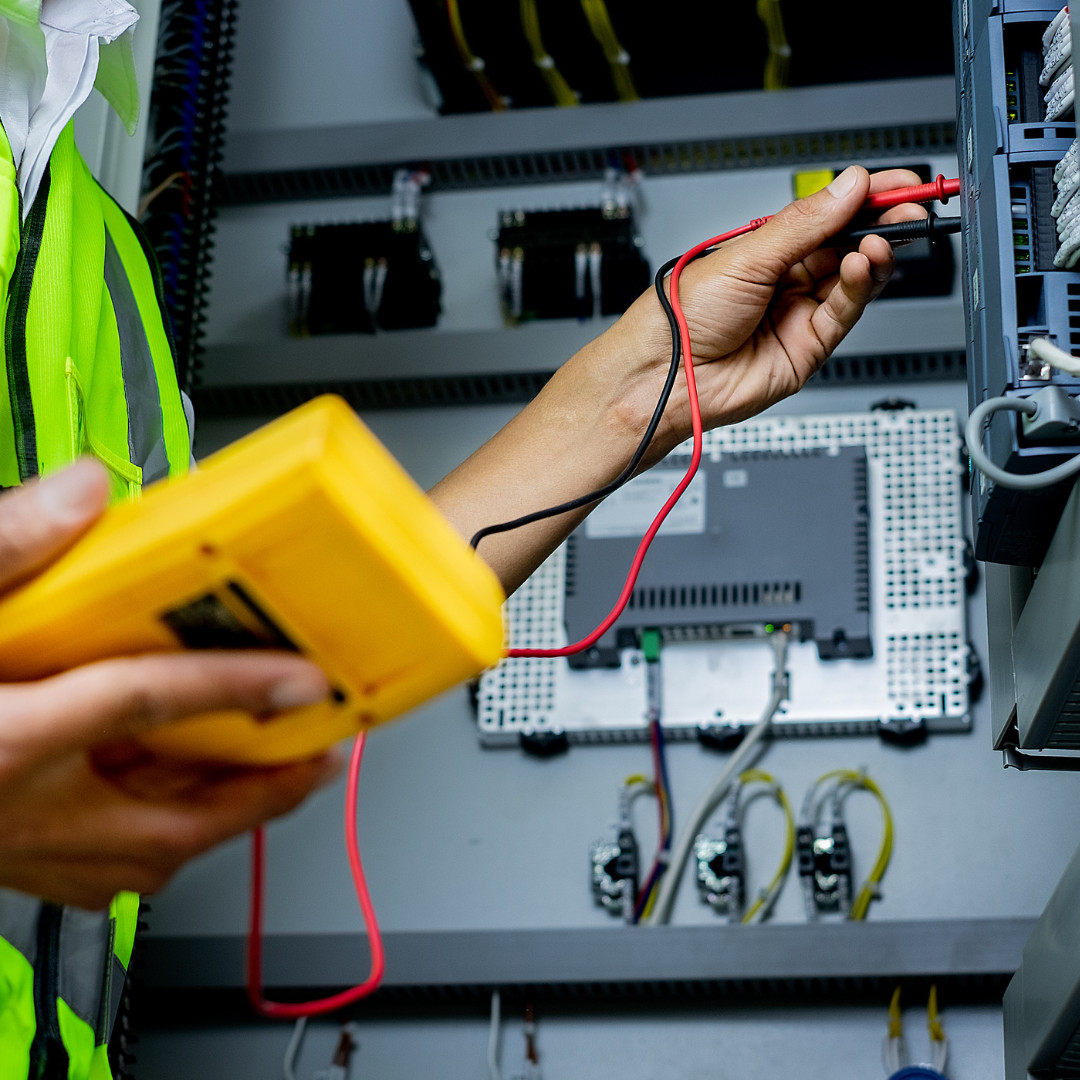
[{"xmin": 793, "ymin": 169, "xmax": 837, "ymax": 200}]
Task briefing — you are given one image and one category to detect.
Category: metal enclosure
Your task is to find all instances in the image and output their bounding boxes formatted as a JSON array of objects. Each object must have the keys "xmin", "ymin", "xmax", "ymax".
[
  {"xmin": 1005, "ymin": 840, "xmax": 1080, "ymax": 1078},
  {"xmin": 956, "ymin": 0, "xmax": 1080, "ymax": 565}
]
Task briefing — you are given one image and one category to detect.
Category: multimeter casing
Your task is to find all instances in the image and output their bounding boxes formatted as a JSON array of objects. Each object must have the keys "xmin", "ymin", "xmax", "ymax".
[{"xmin": 0, "ymin": 395, "xmax": 506, "ymax": 763}]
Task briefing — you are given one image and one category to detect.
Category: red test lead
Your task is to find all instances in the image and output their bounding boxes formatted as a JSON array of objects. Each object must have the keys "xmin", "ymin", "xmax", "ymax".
[{"xmin": 864, "ymin": 175, "xmax": 960, "ymax": 211}]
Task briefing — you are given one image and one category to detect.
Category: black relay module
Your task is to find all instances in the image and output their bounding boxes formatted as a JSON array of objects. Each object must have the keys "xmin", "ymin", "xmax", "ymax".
[{"xmin": 563, "ymin": 445, "xmax": 871, "ymax": 668}]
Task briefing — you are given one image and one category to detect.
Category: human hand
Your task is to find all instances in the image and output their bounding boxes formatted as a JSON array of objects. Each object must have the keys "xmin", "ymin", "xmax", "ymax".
[
  {"xmin": 606, "ymin": 166, "xmax": 929, "ymax": 453},
  {"xmin": 0, "ymin": 460, "xmax": 339, "ymax": 909}
]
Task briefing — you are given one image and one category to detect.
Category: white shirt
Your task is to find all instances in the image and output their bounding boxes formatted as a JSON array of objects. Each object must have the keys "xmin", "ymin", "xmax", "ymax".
[{"xmin": 0, "ymin": 0, "xmax": 139, "ymax": 215}]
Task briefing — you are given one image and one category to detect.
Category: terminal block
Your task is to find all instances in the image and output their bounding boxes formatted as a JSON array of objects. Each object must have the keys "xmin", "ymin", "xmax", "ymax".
[
  {"xmin": 589, "ymin": 828, "xmax": 639, "ymax": 921},
  {"xmin": 693, "ymin": 828, "xmax": 745, "ymax": 922},
  {"xmin": 958, "ymin": 1, "xmax": 1080, "ymax": 564},
  {"xmin": 797, "ymin": 823, "xmax": 852, "ymax": 919}
]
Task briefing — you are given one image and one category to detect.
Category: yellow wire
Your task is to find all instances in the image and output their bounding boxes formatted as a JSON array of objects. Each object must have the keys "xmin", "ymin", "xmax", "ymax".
[
  {"xmin": 928, "ymin": 984, "xmax": 946, "ymax": 1044},
  {"xmin": 888, "ymin": 986, "xmax": 903, "ymax": 1039},
  {"xmin": 755, "ymin": 0, "xmax": 791, "ymax": 90},
  {"xmin": 738, "ymin": 769, "xmax": 795, "ymax": 924},
  {"xmin": 519, "ymin": 0, "xmax": 579, "ymax": 107},
  {"xmin": 579, "ymin": 0, "xmax": 639, "ymax": 102},
  {"xmin": 805, "ymin": 770, "xmax": 894, "ymax": 921},
  {"xmin": 847, "ymin": 774, "xmax": 894, "ymax": 921},
  {"xmin": 445, "ymin": 0, "xmax": 506, "ymax": 111}
]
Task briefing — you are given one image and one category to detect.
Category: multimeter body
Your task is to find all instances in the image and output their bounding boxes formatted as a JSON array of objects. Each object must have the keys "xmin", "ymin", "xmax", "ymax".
[{"xmin": 0, "ymin": 396, "xmax": 506, "ymax": 763}]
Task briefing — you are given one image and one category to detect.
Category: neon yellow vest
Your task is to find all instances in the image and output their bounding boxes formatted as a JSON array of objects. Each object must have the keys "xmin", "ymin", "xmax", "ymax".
[{"xmin": 0, "ymin": 120, "xmax": 190, "ymax": 1078}]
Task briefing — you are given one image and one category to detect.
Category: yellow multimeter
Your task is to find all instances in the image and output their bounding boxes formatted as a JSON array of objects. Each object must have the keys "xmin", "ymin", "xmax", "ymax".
[{"xmin": 0, "ymin": 396, "xmax": 506, "ymax": 763}]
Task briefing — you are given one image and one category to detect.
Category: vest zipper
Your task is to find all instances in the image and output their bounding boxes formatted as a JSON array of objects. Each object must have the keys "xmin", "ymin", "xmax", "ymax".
[
  {"xmin": 29, "ymin": 902, "xmax": 69, "ymax": 1080},
  {"xmin": 3, "ymin": 164, "xmax": 51, "ymax": 482}
]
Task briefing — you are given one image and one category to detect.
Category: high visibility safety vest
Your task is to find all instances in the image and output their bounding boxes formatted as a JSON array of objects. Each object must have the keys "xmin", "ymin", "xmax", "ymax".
[{"xmin": 0, "ymin": 118, "xmax": 190, "ymax": 1078}]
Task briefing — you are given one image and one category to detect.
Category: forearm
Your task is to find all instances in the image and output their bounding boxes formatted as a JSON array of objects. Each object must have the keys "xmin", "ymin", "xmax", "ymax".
[{"xmin": 428, "ymin": 310, "xmax": 671, "ymax": 594}]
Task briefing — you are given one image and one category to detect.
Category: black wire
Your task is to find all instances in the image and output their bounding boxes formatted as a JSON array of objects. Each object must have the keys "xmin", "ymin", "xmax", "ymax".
[{"xmin": 470, "ymin": 254, "xmax": 692, "ymax": 549}]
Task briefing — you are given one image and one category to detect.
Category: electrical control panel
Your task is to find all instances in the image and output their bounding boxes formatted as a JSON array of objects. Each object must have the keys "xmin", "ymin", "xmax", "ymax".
[
  {"xmin": 957, "ymin": 1, "xmax": 1080, "ymax": 564},
  {"xmin": 477, "ymin": 408, "xmax": 973, "ymax": 746}
]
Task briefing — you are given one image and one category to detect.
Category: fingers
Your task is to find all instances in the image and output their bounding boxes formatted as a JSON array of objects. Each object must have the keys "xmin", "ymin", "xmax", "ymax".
[
  {"xmin": 0, "ymin": 651, "xmax": 331, "ymax": 763},
  {"xmin": 0, "ymin": 459, "xmax": 109, "ymax": 595},
  {"xmin": 808, "ymin": 236, "xmax": 895, "ymax": 356},
  {"xmin": 0, "ymin": 752, "xmax": 341, "ymax": 907},
  {"xmin": 722, "ymin": 165, "xmax": 872, "ymax": 286}
]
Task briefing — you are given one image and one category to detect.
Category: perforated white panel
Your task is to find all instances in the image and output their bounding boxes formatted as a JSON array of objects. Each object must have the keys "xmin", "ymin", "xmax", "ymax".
[{"xmin": 477, "ymin": 408, "xmax": 971, "ymax": 745}]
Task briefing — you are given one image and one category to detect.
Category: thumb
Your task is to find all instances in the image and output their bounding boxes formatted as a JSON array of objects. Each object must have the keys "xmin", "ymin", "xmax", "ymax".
[
  {"xmin": 724, "ymin": 165, "xmax": 871, "ymax": 286},
  {"xmin": 0, "ymin": 459, "xmax": 110, "ymax": 596}
]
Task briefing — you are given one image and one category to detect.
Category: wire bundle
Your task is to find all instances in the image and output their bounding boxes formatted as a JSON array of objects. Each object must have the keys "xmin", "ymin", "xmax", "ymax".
[
  {"xmin": 141, "ymin": 0, "xmax": 239, "ymax": 392},
  {"xmin": 1043, "ymin": 6, "xmax": 1075, "ymax": 123},
  {"xmin": 633, "ymin": 719, "xmax": 673, "ymax": 922}
]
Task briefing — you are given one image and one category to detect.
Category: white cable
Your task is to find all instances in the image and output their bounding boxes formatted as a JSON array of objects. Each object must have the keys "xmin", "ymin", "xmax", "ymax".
[
  {"xmin": 1030, "ymin": 336, "xmax": 1080, "ymax": 376},
  {"xmin": 645, "ymin": 631, "xmax": 790, "ymax": 925},
  {"xmin": 882, "ymin": 1035, "xmax": 905, "ymax": 1077},
  {"xmin": 1045, "ymin": 5, "xmax": 1070, "ymax": 48},
  {"xmin": 488, "ymin": 990, "xmax": 502, "ymax": 1080},
  {"xmin": 283, "ymin": 1017, "xmax": 307, "ymax": 1080},
  {"xmin": 574, "ymin": 244, "xmax": 588, "ymax": 303},
  {"xmin": 589, "ymin": 243, "xmax": 603, "ymax": 319},
  {"xmin": 372, "ymin": 258, "xmax": 388, "ymax": 316},
  {"xmin": 965, "ymin": 394, "xmax": 1080, "ymax": 489},
  {"xmin": 1045, "ymin": 67, "xmax": 1074, "ymax": 121},
  {"xmin": 510, "ymin": 251, "xmax": 524, "ymax": 319}
]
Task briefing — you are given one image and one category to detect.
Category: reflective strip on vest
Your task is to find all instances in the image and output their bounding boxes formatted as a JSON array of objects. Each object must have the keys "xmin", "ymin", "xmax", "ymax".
[
  {"xmin": 57, "ymin": 908, "xmax": 111, "ymax": 1033},
  {"xmin": 0, "ymin": 890, "xmax": 39, "ymax": 968},
  {"xmin": 102, "ymin": 229, "xmax": 169, "ymax": 485}
]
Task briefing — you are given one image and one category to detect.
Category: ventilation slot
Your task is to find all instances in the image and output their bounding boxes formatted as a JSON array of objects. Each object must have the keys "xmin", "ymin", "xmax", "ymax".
[{"xmin": 627, "ymin": 582, "xmax": 801, "ymax": 610}]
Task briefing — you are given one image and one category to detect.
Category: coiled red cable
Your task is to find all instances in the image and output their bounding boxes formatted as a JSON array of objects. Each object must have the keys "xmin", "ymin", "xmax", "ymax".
[{"xmin": 246, "ymin": 733, "xmax": 385, "ymax": 1017}]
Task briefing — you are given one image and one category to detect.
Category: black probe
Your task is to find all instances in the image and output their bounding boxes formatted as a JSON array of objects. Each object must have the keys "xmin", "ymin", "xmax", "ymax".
[{"xmin": 830, "ymin": 211, "xmax": 962, "ymax": 247}]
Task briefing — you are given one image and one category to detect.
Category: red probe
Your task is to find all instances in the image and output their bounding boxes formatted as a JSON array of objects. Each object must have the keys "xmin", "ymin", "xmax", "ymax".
[
  {"xmin": 506, "ymin": 177, "xmax": 961, "ymax": 660},
  {"xmin": 864, "ymin": 174, "xmax": 959, "ymax": 211}
]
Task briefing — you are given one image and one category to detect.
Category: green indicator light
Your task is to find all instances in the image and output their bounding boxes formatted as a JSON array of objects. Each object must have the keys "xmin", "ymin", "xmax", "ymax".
[{"xmin": 765, "ymin": 623, "xmax": 775, "ymax": 633}]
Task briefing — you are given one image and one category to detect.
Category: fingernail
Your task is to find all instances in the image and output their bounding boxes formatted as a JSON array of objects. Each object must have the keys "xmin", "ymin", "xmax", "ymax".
[
  {"xmin": 35, "ymin": 460, "xmax": 107, "ymax": 524},
  {"xmin": 827, "ymin": 166, "xmax": 859, "ymax": 199},
  {"xmin": 268, "ymin": 669, "xmax": 329, "ymax": 710}
]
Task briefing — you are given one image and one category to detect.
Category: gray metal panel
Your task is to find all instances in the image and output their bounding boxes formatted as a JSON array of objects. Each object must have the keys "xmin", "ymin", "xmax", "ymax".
[
  {"xmin": 1013, "ymin": 482, "xmax": 1080, "ymax": 748},
  {"xmin": 222, "ymin": 78, "xmax": 956, "ymax": 175},
  {"xmin": 144, "ymin": 918, "xmax": 1032, "ymax": 990},
  {"xmin": 198, "ymin": 303, "xmax": 966, "ymax": 389},
  {"xmin": 985, "ymin": 562, "xmax": 1033, "ymax": 749}
]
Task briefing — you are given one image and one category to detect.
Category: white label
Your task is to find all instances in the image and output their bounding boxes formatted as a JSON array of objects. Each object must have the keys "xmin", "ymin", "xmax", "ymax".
[
  {"xmin": 962, "ymin": 0, "xmax": 968, "ymax": 35},
  {"xmin": 972, "ymin": 267, "xmax": 980, "ymax": 310},
  {"xmin": 967, "ymin": 126, "xmax": 974, "ymax": 171},
  {"xmin": 722, "ymin": 468, "xmax": 749, "ymax": 489},
  {"xmin": 585, "ymin": 470, "xmax": 706, "ymax": 539}
]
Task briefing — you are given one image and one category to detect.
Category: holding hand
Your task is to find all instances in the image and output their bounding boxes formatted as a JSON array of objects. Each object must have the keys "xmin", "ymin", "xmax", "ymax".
[
  {"xmin": 0, "ymin": 460, "xmax": 339, "ymax": 909},
  {"xmin": 609, "ymin": 165, "xmax": 929, "ymax": 452}
]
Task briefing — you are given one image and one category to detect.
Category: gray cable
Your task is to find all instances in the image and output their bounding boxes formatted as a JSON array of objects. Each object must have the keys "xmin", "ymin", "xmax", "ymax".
[
  {"xmin": 965, "ymin": 395, "xmax": 1080, "ymax": 489},
  {"xmin": 283, "ymin": 1017, "xmax": 307, "ymax": 1080},
  {"xmin": 645, "ymin": 631, "xmax": 790, "ymax": 926},
  {"xmin": 488, "ymin": 990, "xmax": 502, "ymax": 1080}
]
